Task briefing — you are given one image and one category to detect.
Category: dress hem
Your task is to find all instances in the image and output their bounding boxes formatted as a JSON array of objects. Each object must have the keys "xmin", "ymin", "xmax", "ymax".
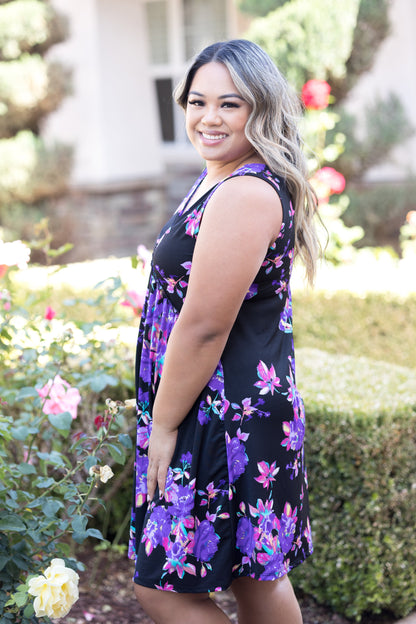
[{"xmin": 132, "ymin": 549, "xmax": 313, "ymax": 594}]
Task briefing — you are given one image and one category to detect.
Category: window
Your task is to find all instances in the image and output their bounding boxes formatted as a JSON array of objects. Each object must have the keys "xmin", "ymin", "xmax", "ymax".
[
  {"xmin": 145, "ymin": 1, "xmax": 169, "ymax": 65},
  {"xmin": 144, "ymin": 0, "xmax": 230, "ymax": 144},
  {"xmin": 183, "ymin": 0, "xmax": 227, "ymax": 59}
]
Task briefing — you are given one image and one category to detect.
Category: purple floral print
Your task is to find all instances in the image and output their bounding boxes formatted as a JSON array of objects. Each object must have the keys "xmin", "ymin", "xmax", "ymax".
[
  {"xmin": 129, "ymin": 163, "xmax": 312, "ymax": 589},
  {"xmin": 193, "ymin": 520, "xmax": 220, "ymax": 562},
  {"xmin": 260, "ymin": 552, "xmax": 285, "ymax": 580},
  {"xmin": 170, "ymin": 485, "xmax": 195, "ymax": 518},
  {"xmin": 226, "ymin": 434, "xmax": 249, "ymax": 483},
  {"xmin": 236, "ymin": 517, "xmax": 255, "ymax": 557}
]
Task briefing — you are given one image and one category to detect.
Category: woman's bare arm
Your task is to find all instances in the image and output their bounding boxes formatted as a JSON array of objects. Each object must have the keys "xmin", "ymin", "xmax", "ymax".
[{"xmin": 147, "ymin": 175, "xmax": 282, "ymax": 500}]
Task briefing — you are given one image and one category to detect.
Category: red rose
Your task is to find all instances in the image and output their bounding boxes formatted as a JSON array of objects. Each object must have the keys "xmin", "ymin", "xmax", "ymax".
[
  {"xmin": 301, "ymin": 80, "xmax": 331, "ymax": 110},
  {"xmin": 310, "ymin": 167, "xmax": 346, "ymax": 204}
]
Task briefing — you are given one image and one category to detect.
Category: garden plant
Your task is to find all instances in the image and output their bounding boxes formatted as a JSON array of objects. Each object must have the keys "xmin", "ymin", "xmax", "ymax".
[{"xmin": 0, "ymin": 235, "xmax": 138, "ymax": 622}]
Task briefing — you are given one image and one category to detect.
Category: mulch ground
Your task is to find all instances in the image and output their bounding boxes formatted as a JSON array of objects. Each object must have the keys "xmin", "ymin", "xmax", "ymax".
[{"xmin": 60, "ymin": 548, "xmax": 396, "ymax": 624}]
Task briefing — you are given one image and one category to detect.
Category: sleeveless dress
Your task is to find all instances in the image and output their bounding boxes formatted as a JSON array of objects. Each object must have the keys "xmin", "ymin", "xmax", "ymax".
[{"xmin": 128, "ymin": 162, "xmax": 313, "ymax": 592}]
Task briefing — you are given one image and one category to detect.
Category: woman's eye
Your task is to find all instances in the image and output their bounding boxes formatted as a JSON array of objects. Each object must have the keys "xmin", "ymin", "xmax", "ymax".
[{"xmin": 188, "ymin": 99, "xmax": 204, "ymax": 107}]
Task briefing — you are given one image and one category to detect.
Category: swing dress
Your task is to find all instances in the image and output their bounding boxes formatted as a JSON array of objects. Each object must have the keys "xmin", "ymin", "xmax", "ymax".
[{"xmin": 128, "ymin": 162, "xmax": 313, "ymax": 592}]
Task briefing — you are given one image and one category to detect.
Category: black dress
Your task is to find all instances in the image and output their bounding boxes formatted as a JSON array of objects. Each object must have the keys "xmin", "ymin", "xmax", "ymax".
[{"xmin": 128, "ymin": 162, "xmax": 313, "ymax": 592}]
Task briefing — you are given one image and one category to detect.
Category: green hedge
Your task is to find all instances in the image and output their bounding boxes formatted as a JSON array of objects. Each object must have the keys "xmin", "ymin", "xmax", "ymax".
[
  {"xmin": 292, "ymin": 348, "xmax": 416, "ymax": 620},
  {"xmin": 293, "ymin": 290, "xmax": 416, "ymax": 370}
]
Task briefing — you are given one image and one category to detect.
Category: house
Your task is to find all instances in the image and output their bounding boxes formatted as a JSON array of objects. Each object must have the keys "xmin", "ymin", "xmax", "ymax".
[{"xmin": 45, "ymin": 0, "xmax": 416, "ymax": 261}]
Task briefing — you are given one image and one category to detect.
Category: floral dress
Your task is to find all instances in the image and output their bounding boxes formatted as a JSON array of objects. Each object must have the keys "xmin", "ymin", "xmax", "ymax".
[{"xmin": 128, "ymin": 162, "xmax": 313, "ymax": 592}]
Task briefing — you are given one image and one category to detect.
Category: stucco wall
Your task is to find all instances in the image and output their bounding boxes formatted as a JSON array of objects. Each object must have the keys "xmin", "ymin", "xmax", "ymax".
[
  {"xmin": 346, "ymin": 0, "xmax": 416, "ymax": 182},
  {"xmin": 46, "ymin": 0, "xmax": 162, "ymax": 186}
]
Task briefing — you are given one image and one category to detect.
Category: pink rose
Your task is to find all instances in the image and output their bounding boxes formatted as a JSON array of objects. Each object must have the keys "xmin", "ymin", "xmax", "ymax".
[
  {"xmin": 301, "ymin": 80, "xmax": 331, "ymax": 110},
  {"xmin": 37, "ymin": 375, "xmax": 81, "ymax": 419},
  {"xmin": 121, "ymin": 289, "xmax": 145, "ymax": 316},
  {"xmin": 310, "ymin": 167, "xmax": 346, "ymax": 204},
  {"xmin": 137, "ymin": 244, "xmax": 152, "ymax": 268},
  {"xmin": 44, "ymin": 306, "xmax": 56, "ymax": 320}
]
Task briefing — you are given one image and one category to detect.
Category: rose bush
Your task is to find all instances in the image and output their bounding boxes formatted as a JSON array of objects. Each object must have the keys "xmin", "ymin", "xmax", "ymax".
[
  {"xmin": 300, "ymin": 79, "xmax": 363, "ymax": 264},
  {"xmin": 0, "ymin": 236, "xmax": 136, "ymax": 622}
]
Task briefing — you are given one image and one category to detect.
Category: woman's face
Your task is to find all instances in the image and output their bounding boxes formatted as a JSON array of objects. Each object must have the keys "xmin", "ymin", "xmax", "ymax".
[{"xmin": 185, "ymin": 62, "xmax": 254, "ymax": 166}]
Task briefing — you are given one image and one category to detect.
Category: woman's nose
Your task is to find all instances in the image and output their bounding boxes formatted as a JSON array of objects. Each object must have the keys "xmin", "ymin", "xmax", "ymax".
[{"xmin": 201, "ymin": 107, "xmax": 221, "ymax": 125}]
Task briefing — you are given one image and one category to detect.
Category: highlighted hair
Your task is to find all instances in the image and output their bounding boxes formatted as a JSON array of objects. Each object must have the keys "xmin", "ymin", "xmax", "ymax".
[{"xmin": 174, "ymin": 39, "xmax": 320, "ymax": 284}]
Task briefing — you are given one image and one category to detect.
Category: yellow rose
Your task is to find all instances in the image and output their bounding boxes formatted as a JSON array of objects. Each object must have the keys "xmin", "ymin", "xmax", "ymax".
[{"xmin": 28, "ymin": 558, "xmax": 79, "ymax": 619}]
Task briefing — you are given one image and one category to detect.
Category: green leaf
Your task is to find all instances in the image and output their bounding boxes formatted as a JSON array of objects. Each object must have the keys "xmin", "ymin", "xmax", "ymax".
[
  {"xmin": 17, "ymin": 462, "xmax": 37, "ymax": 475},
  {"xmin": 86, "ymin": 528, "xmax": 104, "ymax": 540},
  {"xmin": 48, "ymin": 411, "xmax": 73, "ymax": 432},
  {"xmin": 118, "ymin": 433, "xmax": 132, "ymax": 449},
  {"xmin": 0, "ymin": 515, "xmax": 26, "ymax": 531},
  {"xmin": 88, "ymin": 373, "xmax": 118, "ymax": 393},
  {"xmin": 0, "ymin": 554, "xmax": 10, "ymax": 571},
  {"xmin": 72, "ymin": 531, "xmax": 88, "ymax": 544},
  {"xmin": 106, "ymin": 443, "xmax": 126, "ymax": 465},
  {"xmin": 17, "ymin": 387, "xmax": 39, "ymax": 400},
  {"xmin": 23, "ymin": 603, "xmax": 35, "ymax": 618},
  {"xmin": 12, "ymin": 426, "xmax": 30, "ymax": 440},
  {"xmin": 85, "ymin": 455, "xmax": 98, "ymax": 471},
  {"xmin": 71, "ymin": 515, "xmax": 88, "ymax": 533},
  {"xmin": 14, "ymin": 589, "xmax": 28, "ymax": 607},
  {"xmin": 37, "ymin": 451, "xmax": 66, "ymax": 466},
  {"xmin": 43, "ymin": 500, "xmax": 63, "ymax": 517},
  {"xmin": 35, "ymin": 476, "xmax": 56, "ymax": 488}
]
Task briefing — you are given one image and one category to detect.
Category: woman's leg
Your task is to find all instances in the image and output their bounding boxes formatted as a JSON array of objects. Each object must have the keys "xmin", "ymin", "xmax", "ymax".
[
  {"xmin": 230, "ymin": 575, "xmax": 302, "ymax": 624},
  {"xmin": 134, "ymin": 583, "xmax": 232, "ymax": 624}
]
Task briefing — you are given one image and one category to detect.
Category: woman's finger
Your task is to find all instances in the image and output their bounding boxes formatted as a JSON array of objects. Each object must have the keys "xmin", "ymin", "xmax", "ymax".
[{"xmin": 147, "ymin": 459, "xmax": 157, "ymax": 502}]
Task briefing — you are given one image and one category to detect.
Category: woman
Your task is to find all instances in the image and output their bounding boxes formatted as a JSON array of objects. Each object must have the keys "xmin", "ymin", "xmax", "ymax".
[{"xmin": 128, "ymin": 39, "xmax": 319, "ymax": 624}]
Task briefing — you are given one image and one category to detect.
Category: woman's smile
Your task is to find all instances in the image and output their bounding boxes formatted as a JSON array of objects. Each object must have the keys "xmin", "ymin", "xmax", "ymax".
[{"xmin": 185, "ymin": 62, "xmax": 254, "ymax": 166}]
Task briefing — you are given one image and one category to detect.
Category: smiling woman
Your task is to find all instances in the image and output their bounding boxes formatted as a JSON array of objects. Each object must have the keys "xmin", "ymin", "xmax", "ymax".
[
  {"xmin": 184, "ymin": 62, "xmax": 256, "ymax": 185},
  {"xmin": 128, "ymin": 39, "xmax": 319, "ymax": 624}
]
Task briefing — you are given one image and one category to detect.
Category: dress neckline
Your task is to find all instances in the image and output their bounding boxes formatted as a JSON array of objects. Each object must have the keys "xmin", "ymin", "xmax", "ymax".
[{"xmin": 183, "ymin": 162, "xmax": 267, "ymax": 213}]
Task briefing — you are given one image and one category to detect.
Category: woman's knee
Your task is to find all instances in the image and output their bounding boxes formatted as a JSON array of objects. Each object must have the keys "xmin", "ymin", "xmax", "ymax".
[
  {"xmin": 133, "ymin": 582, "xmax": 213, "ymax": 621},
  {"xmin": 231, "ymin": 574, "xmax": 294, "ymax": 608}
]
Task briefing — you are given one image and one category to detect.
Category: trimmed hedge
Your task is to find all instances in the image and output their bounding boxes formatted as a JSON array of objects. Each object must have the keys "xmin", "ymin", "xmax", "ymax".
[
  {"xmin": 292, "ymin": 348, "xmax": 416, "ymax": 620},
  {"xmin": 293, "ymin": 290, "xmax": 416, "ymax": 370}
]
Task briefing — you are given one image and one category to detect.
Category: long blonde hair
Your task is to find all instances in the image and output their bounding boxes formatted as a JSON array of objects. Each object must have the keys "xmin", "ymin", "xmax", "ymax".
[{"xmin": 174, "ymin": 39, "xmax": 320, "ymax": 284}]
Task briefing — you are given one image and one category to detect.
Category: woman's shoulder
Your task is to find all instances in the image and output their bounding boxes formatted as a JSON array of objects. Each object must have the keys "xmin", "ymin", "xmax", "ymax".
[{"xmin": 214, "ymin": 162, "xmax": 287, "ymax": 204}]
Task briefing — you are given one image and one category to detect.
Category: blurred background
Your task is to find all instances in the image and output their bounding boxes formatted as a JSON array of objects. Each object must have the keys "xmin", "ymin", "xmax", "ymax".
[
  {"xmin": 1, "ymin": 0, "xmax": 415, "ymax": 264},
  {"xmin": 1, "ymin": 3, "xmax": 416, "ymax": 622}
]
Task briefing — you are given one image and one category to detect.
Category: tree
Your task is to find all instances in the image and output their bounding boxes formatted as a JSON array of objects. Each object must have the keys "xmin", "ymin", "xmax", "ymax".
[
  {"xmin": 245, "ymin": 0, "xmax": 361, "ymax": 91},
  {"xmin": 245, "ymin": 0, "xmax": 415, "ymax": 250},
  {"xmin": 0, "ymin": 0, "xmax": 72, "ymax": 239},
  {"xmin": 237, "ymin": 0, "xmax": 290, "ymax": 17}
]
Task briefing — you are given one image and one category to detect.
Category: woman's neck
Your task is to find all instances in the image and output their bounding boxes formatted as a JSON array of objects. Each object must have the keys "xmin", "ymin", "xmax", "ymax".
[{"xmin": 204, "ymin": 153, "xmax": 264, "ymax": 186}]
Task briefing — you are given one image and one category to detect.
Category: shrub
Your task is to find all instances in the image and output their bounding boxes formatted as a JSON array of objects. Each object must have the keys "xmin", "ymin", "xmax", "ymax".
[
  {"xmin": 0, "ymin": 131, "xmax": 72, "ymax": 204},
  {"xmin": 0, "ymin": 0, "xmax": 67, "ymax": 61},
  {"xmin": 0, "ymin": 245, "xmax": 137, "ymax": 622},
  {"xmin": 292, "ymin": 348, "xmax": 416, "ymax": 620},
  {"xmin": 293, "ymin": 289, "xmax": 416, "ymax": 370}
]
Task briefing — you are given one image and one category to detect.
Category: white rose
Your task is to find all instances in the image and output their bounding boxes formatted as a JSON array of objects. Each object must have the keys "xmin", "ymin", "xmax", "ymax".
[
  {"xmin": 28, "ymin": 558, "xmax": 79, "ymax": 619},
  {"xmin": 99, "ymin": 465, "xmax": 114, "ymax": 483}
]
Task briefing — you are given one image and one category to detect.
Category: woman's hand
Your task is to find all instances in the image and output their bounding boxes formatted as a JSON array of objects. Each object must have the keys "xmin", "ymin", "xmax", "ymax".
[{"xmin": 147, "ymin": 422, "xmax": 178, "ymax": 502}]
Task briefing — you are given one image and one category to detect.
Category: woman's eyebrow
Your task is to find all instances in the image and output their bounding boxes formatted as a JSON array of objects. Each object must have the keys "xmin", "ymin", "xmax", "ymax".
[{"xmin": 188, "ymin": 90, "xmax": 245, "ymax": 101}]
